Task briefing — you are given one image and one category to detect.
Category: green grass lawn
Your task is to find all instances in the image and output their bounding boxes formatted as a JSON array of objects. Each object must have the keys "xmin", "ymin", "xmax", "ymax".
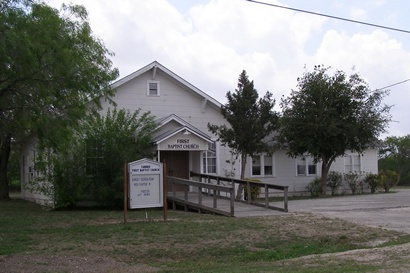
[{"xmin": 1, "ymin": 198, "xmax": 410, "ymax": 272}]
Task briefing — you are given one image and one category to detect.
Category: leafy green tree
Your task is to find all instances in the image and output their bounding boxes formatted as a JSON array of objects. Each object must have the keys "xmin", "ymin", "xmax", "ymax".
[
  {"xmin": 81, "ymin": 108, "xmax": 156, "ymax": 207},
  {"xmin": 379, "ymin": 169, "xmax": 399, "ymax": 193},
  {"xmin": 0, "ymin": 0, "xmax": 119, "ymax": 199},
  {"xmin": 278, "ymin": 66, "xmax": 391, "ymax": 195},
  {"xmin": 379, "ymin": 135, "xmax": 410, "ymax": 185},
  {"xmin": 208, "ymin": 70, "xmax": 279, "ymax": 199},
  {"xmin": 30, "ymin": 108, "xmax": 156, "ymax": 208}
]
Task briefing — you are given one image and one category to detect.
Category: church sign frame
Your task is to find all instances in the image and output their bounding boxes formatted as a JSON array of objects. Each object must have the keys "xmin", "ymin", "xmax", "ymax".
[{"xmin": 128, "ymin": 159, "xmax": 164, "ymax": 209}]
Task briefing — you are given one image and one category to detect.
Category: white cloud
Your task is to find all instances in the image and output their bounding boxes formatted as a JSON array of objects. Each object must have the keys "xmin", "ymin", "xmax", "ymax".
[
  {"xmin": 46, "ymin": 0, "xmax": 410, "ymax": 136},
  {"xmin": 312, "ymin": 29, "xmax": 410, "ymax": 136},
  {"xmin": 314, "ymin": 30, "xmax": 409, "ymax": 85}
]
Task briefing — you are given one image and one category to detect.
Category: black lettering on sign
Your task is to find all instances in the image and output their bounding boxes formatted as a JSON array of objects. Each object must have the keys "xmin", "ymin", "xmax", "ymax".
[{"xmin": 141, "ymin": 177, "xmax": 154, "ymax": 181}]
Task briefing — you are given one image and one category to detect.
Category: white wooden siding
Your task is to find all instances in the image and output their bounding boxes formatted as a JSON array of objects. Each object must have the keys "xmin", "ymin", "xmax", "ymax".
[
  {"xmin": 21, "ymin": 61, "xmax": 380, "ymax": 200},
  {"xmin": 20, "ymin": 136, "xmax": 53, "ymax": 205},
  {"xmin": 244, "ymin": 149, "xmax": 379, "ymax": 193},
  {"xmin": 102, "ymin": 67, "xmax": 240, "ymax": 179}
]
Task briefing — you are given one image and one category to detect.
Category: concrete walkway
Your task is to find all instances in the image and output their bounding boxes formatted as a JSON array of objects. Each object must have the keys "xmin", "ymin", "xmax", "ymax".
[{"xmin": 287, "ymin": 189, "xmax": 410, "ymax": 234}]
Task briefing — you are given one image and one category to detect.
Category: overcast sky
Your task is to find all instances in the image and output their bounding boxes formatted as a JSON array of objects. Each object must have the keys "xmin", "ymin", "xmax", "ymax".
[{"xmin": 47, "ymin": 0, "xmax": 410, "ymax": 138}]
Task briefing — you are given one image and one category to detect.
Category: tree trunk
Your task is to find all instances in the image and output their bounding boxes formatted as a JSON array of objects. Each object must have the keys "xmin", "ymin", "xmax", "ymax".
[
  {"xmin": 320, "ymin": 157, "xmax": 330, "ymax": 196},
  {"xmin": 0, "ymin": 134, "xmax": 11, "ymax": 199},
  {"xmin": 235, "ymin": 153, "xmax": 247, "ymax": 200}
]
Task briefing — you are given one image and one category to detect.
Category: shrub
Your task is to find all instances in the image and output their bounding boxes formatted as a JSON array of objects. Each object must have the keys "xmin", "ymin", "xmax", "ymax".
[
  {"xmin": 244, "ymin": 178, "xmax": 261, "ymax": 201},
  {"xmin": 379, "ymin": 170, "xmax": 399, "ymax": 193},
  {"xmin": 326, "ymin": 171, "xmax": 343, "ymax": 196},
  {"xmin": 363, "ymin": 173, "xmax": 380, "ymax": 193},
  {"xmin": 306, "ymin": 177, "xmax": 322, "ymax": 197},
  {"xmin": 31, "ymin": 108, "xmax": 156, "ymax": 208},
  {"xmin": 344, "ymin": 172, "xmax": 361, "ymax": 195}
]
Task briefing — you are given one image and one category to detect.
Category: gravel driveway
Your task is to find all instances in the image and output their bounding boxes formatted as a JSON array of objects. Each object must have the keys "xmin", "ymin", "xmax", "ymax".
[{"xmin": 288, "ymin": 189, "xmax": 410, "ymax": 234}]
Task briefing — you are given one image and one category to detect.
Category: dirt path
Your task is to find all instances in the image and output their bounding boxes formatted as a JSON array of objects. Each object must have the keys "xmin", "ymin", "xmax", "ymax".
[{"xmin": 278, "ymin": 242, "xmax": 410, "ymax": 273}]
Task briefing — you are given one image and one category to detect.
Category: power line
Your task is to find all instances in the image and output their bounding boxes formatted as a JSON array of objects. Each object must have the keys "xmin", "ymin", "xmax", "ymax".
[
  {"xmin": 375, "ymin": 79, "xmax": 410, "ymax": 91},
  {"xmin": 245, "ymin": 0, "xmax": 410, "ymax": 34}
]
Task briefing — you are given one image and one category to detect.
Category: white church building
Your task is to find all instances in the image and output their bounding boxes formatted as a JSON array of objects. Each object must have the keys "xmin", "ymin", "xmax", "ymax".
[{"xmin": 20, "ymin": 61, "xmax": 378, "ymax": 204}]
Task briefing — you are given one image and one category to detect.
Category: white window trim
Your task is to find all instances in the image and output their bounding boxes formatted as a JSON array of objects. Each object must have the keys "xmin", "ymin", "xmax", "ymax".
[
  {"xmin": 147, "ymin": 80, "xmax": 160, "ymax": 96},
  {"xmin": 344, "ymin": 154, "xmax": 361, "ymax": 173},
  {"xmin": 202, "ymin": 150, "xmax": 217, "ymax": 174},
  {"xmin": 215, "ymin": 140, "xmax": 220, "ymax": 176},
  {"xmin": 250, "ymin": 154, "xmax": 275, "ymax": 177},
  {"xmin": 296, "ymin": 156, "xmax": 317, "ymax": 176}
]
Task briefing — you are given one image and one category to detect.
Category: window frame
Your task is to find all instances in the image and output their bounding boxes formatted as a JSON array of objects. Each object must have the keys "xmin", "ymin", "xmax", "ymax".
[
  {"xmin": 251, "ymin": 154, "xmax": 275, "ymax": 177},
  {"xmin": 344, "ymin": 154, "xmax": 361, "ymax": 173},
  {"xmin": 85, "ymin": 141, "xmax": 104, "ymax": 177},
  {"xmin": 296, "ymin": 156, "xmax": 317, "ymax": 176},
  {"xmin": 202, "ymin": 150, "xmax": 217, "ymax": 174},
  {"xmin": 147, "ymin": 81, "xmax": 160, "ymax": 96},
  {"xmin": 202, "ymin": 142, "xmax": 217, "ymax": 174}
]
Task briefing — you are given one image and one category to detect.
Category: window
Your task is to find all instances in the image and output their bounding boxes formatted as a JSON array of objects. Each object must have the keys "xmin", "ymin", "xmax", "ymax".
[
  {"xmin": 296, "ymin": 156, "xmax": 317, "ymax": 176},
  {"xmin": 251, "ymin": 154, "xmax": 274, "ymax": 176},
  {"xmin": 147, "ymin": 81, "xmax": 159, "ymax": 96},
  {"xmin": 345, "ymin": 154, "xmax": 361, "ymax": 173},
  {"xmin": 264, "ymin": 156, "xmax": 273, "ymax": 175},
  {"xmin": 86, "ymin": 141, "xmax": 104, "ymax": 176},
  {"xmin": 203, "ymin": 142, "xmax": 217, "ymax": 174},
  {"xmin": 203, "ymin": 151, "xmax": 216, "ymax": 174},
  {"xmin": 252, "ymin": 156, "xmax": 261, "ymax": 176}
]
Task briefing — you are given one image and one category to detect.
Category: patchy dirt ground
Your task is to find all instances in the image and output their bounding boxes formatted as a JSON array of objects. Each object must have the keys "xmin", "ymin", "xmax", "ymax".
[
  {"xmin": 2, "ymin": 240, "xmax": 410, "ymax": 273},
  {"xmin": 277, "ymin": 242, "xmax": 410, "ymax": 273},
  {"xmin": 0, "ymin": 254, "xmax": 160, "ymax": 273},
  {"xmin": 2, "ymin": 190, "xmax": 410, "ymax": 272},
  {"xmin": 2, "ymin": 212, "xmax": 410, "ymax": 273}
]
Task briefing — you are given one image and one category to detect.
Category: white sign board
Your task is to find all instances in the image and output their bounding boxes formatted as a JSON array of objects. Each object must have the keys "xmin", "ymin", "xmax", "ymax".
[
  {"xmin": 128, "ymin": 159, "xmax": 163, "ymax": 209},
  {"xmin": 157, "ymin": 132, "xmax": 208, "ymax": 151}
]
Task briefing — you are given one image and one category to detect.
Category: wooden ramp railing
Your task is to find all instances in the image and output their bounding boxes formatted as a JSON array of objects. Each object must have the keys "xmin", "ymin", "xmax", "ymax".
[
  {"xmin": 190, "ymin": 172, "xmax": 289, "ymax": 213},
  {"xmin": 167, "ymin": 176, "xmax": 235, "ymax": 217},
  {"xmin": 166, "ymin": 173, "xmax": 288, "ymax": 217}
]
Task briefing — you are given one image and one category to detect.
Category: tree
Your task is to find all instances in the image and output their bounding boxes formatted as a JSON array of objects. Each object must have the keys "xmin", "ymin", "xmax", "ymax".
[
  {"xmin": 379, "ymin": 169, "xmax": 399, "ymax": 192},
  {"xmin": 0, "ymin": 0, "xmax": 119, "ymax": 199},
  {"xmin": 278, "ymin": 66, "xmax": 391, "ymax": 195},
  {"xmin": 208, "ymin": 70, "xmax": 280, "ymax": 199},
  {"xmin": 29, "ymin": 108, "xmax": 156, "ymax": 208},
  {"xmin": 379, "ymin": 135, "xmax": 410, "ymax": 185}
]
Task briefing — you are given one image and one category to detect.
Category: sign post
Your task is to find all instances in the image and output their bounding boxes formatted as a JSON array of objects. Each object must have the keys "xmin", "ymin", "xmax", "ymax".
[
  {"xmin": 163, "ymin": 161, "xmax": 167, "ymax": 221},
  {"xmin": 124, "ymin": 161, "xmax": 128, "ymax": 223},
  {"xmin": 127, "ymin": 159, "xmax": 165, "ymax": 220}
]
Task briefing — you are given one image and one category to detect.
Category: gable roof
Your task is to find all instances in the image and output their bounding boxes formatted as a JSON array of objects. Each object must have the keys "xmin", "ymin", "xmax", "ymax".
[
  {"xmin": 152, "ymin": 114, "xmax": 214, "ymax": 144},
  {"xmin": 111, "ymin": 61, "xmax": 222, "ymax": 108}
]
